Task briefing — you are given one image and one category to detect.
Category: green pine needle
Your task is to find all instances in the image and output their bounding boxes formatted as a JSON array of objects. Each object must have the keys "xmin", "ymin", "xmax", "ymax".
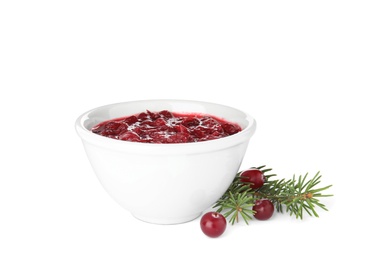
[{"xmin": 212, "ymin": 166, "xmax": 333, "ymax": 224}]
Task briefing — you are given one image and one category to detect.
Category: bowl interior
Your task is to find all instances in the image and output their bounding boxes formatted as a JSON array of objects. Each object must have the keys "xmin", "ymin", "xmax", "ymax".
[{"xmin": 81, "ymin": 99, "xmax": 253, "ymax": 132}]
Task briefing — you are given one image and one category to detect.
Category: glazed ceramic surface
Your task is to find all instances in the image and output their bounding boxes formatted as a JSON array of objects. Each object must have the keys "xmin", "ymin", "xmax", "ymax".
[{"xmin": 75, "ymin": 100, "xmax": 256, "ymax": 224}]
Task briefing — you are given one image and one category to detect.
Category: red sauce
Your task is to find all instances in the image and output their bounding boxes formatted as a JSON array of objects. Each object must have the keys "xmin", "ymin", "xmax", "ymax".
[{"xmin": 91, "ymin": 110, "xmax": 242, "ymax": 143}]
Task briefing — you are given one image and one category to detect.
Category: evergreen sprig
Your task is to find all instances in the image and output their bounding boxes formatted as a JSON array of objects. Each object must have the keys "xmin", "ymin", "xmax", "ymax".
[
  {"xmin": 212, "ymin": 166, "xmax": 333, "ymax": 224},
  {"xmin": 215, "ymin": 187, "xmax": 255, "ymax": 225}
]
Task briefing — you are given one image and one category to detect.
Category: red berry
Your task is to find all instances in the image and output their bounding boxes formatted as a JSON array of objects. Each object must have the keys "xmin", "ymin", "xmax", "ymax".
[
  {"xmin": 253, "ymin": 199, "xmax": 274, "ymax": 220},
  {"xmin": 182, "ymin": 117, "xmax": 200, "ymax": 127},
  {"xmin": 123, "ymin": 115, "xmax": 138, "ymax": 125},
  {"xmin": 146, "ymin": 110, "xmax": 159, "ymax": 120},
  {"xmin": 240, "ymin": 168, "xmax": 265, "ymax": 189},
  {"xmin": 118, "ymin": 131, "xmax": 140, "ymax": 142},
  {"xmin": 137, "ymin": 112, "xmax": 149, "ymax": 120},
  {"xmin": 174, "ymin": 124, "xmax": 189, "ymax": 134},
  {"xmin": 200, "ymin": 212, "xmax": 227, "ymax": 238},
  {"xmin": 153, "ymin": 118, "xmax": 167, "ymax": 126},
  {"xmin": 222, "ymin": 123, "xmax": 240, "ymax": 135},
  {"xmin": 158, "ymin": 110, "xmax": 174, "ymax": 119}
]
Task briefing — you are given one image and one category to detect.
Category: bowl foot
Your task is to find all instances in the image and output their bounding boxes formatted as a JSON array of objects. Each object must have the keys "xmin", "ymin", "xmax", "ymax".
[{"xmin": 131, "ymin": 212, "xmax": 202, "ymax": 225}]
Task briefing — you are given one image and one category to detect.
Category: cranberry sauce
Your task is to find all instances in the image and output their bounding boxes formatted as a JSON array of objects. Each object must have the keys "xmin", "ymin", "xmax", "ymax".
[{"xmin": 91, "ymin": 110, "xmax": 242, "ymax": 144}]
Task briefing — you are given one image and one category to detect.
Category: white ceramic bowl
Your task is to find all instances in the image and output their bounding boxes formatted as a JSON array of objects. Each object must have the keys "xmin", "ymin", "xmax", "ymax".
[{"xmin": 75, "ymin": 100, "xmax": 256, "ymax": 224}]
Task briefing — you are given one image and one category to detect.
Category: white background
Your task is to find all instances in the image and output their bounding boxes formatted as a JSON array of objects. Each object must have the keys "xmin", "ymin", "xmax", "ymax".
[{"xmin": 1, "ymin": 1, "xmax": 364, "ymax": 259}]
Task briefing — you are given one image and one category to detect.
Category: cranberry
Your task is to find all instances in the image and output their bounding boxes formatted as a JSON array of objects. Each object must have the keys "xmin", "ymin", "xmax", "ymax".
[
  {"xmin": 222, "ymin": 123, "xmax": 240, "ymax": 135},
  {"xmin": 100, "ymin": 128, "xmax": 115, "ymax": 136},
  {"xmin": 200, "ymin": 212, "xmax": 227, "ymax": 238},
  {"xmin": 174, "ymin": 124, "xmax": 189, "ymax": 134},
  {"xmin": 240, "ymin": 168, "xmax": 265, "ymax": 189},
  {"xmin": 201, "ymin": 117, "xmax": 219, "ymax": 128},
  {"xmin": 152, "ymin": 118, "xmax": 166, "ymax": 126},
  {"xmin": 191, "ymin": 126, "xmax": 206, "ymax": 138},
  {"xmin": 104, "ymin": 121, "xmax": 121, "ymax": 130},
  {"xmin": 91, "ymin": 124, "xmax": 105, "ymax": 134},
  {"xmin": 182, "ymin": 117, "xmax": 200, "ymax": 127},
  {"xmin": 123, "ymin": 115, "xmax": 138, "ymax": 125},
  {"xmin": 118, "ymin": 132, "xmax": 140, "ymax": 142},
  {"xmin": 140, "ymin": 119, "xmax": 154, "ymax": 127},
  {"xmin": 137, "ymin": 112, "xmax": 149, "ymax": 120},
  {"xmin": 132, "ymin": 127, "xmax": 143, "ymax": 135},
  {"xmin": 146, "ymin": 110, "xmax": 159, "ymax": 120},
  {"xmin": 159, "ymin": 110, "xmax": 174, "ymax": 119},
  {"xmin": 253, "ymin": 199, "xmax": 274, "ymax": 220},
  {"xmin": 169, "ymin": 132, "xmax": 191, "ymax": 143}
]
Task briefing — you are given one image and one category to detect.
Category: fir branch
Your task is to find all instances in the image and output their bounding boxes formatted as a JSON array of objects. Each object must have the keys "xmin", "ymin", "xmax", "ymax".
[
  {"xmin": 212, "ymin": 166, "xmax": 333, "ymax": 224},
  {"xmin": 214, "ymin": 188, "xmax": 254, "ymax": 225},
  {"xmin": 257, "ymin": 171, "xmax": 333, "ymax": 219}
]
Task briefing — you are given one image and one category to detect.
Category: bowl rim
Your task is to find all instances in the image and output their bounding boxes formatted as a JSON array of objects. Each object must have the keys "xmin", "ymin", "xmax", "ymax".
[{"xmin": 75, "ymin": 99, "xmax": 256, "ymax": 154}]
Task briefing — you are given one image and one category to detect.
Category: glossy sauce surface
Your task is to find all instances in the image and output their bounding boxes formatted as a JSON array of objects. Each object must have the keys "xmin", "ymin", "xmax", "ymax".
[{"xmin": 91, "ymin": 110, "xmax": 242, "ymax": 143}]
